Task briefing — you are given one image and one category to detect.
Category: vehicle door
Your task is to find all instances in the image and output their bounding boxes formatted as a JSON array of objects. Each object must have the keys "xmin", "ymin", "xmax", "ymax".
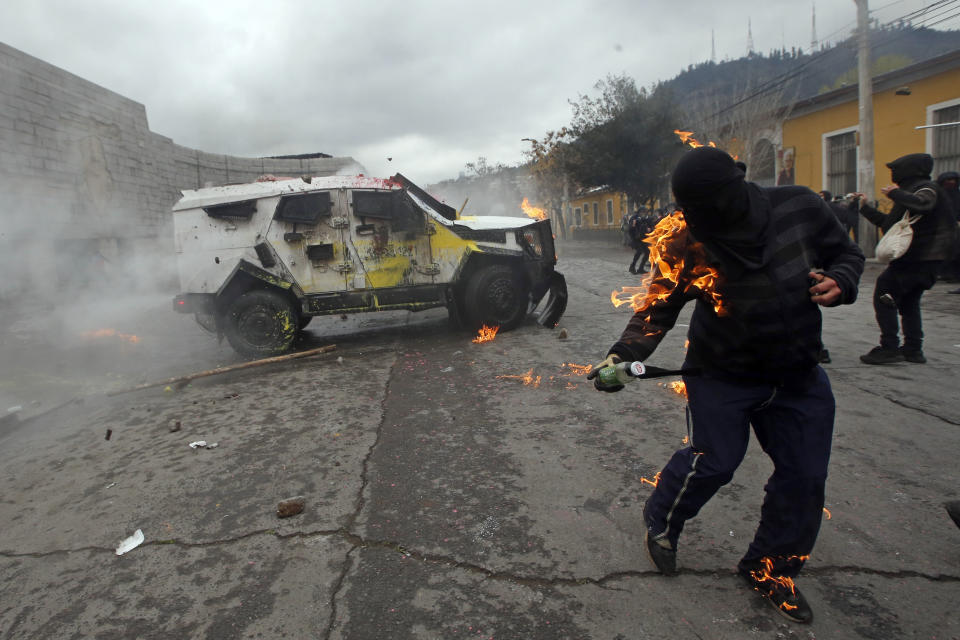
[
  {"xmin": 346, "ymin": 188, "xmax": 437, "ymax": 290},
  {"xmin": 264, "ymin": 189, "xmax": 357, "ymax": 293}
]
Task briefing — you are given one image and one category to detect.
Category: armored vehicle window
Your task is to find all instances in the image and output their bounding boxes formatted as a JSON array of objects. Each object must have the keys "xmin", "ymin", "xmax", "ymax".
[
  {"xmin": 274, "ymin": 192, "xmax": 332, "ymax": 225},
  {"xmin": 204, "ymin": 200, "xmax": 257, "ymax": 220},
  {"xmin": 353, "ymin": 190, "xmax": 423, "ymax": 232},
  {"xmin": 353, "ymin": 191, "xmax": 394, "ymax": 219}
]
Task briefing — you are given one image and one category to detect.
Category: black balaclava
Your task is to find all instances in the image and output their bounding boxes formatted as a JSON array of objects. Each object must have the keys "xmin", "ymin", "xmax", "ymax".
[
  {"xmin": 886, "ymin": 153, "xmax": 933, "ymax": 187},
  {"xmin": 670, "ymin": 147, "xmax": 769, "ymax": 268}
]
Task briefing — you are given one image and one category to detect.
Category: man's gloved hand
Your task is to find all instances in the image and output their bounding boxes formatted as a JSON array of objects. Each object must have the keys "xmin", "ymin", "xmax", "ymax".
[{"xmin": 586, "ymin": 354, "xmax": 623, "ymax": 393}]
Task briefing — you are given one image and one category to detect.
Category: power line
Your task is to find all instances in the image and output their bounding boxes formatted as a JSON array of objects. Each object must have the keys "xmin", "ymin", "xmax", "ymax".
[{"xmin": 710, "ymin": 0, "xmax": 960, "ymax": 119}]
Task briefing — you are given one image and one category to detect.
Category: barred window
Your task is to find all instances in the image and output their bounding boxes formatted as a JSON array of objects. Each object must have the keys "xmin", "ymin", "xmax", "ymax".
[
  {"xmin": 606, "ymin": 199, "xmax": 614, "ymax": 224},
  {"xmin": 574, "ymin": 207, "xmax": 582, "ymax": 227},
  {"xmin": 825, "ymin": 131, "xmax": 857, "ymax": 197},
  {"xmin": 932, "ymin": 103, "xmax": 960, "ymax": 174},
  {"xmin": 592, "ymin": 202, "xmax": 599, "ymax": 225}
]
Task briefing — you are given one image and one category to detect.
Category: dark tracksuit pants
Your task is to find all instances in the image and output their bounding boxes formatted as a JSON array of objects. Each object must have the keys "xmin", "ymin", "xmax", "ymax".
[
  {"xmin": 643, "ymin": 366, "xmax": 835, "ymax": 578},
  {"xmin": 874, "ymin": 261, "xmax": 940, "ymax": 351}
]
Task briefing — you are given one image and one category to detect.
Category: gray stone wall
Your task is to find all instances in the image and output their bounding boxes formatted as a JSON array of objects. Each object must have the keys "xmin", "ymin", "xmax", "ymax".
[{"xmin": 0, "ymin": 42, "xmax": 365, "ymax": 299}]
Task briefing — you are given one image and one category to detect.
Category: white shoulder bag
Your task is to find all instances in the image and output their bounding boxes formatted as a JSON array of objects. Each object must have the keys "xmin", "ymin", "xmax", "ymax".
[{"xmin": 875, "ymin": 213, "xmax": 920, "ymax": 264}]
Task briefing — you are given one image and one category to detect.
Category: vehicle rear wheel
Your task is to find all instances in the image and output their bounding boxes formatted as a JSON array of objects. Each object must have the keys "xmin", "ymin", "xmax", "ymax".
[
  {"xmin": 222, "ymin": 289, "xmax": 298, "ymax": 358},
  {"xmin": 462, "ymin": 264, "xmax": 529, "ymax": 331}
]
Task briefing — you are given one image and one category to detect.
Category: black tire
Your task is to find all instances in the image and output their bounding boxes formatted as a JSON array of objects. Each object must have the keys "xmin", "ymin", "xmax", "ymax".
[
  {"xmin": 462, "ymin": 264, "xmax": 529, "ymax": 331},
  {"xmin": 222, "ymin": 289, "xmax": 298, "ymax": 358}
]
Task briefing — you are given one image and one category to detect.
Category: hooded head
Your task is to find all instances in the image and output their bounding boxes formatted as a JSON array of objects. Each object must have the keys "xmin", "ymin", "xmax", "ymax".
[
  {"xmin": 671, "ymin": 147, "xmax": 748, "ymax": 238},
  {"xmin": 937, "ymin": 171, "xmax": 959, "ymax": 190},
  {"xmin": 886, "ymin": 153, "xmax": 933, "ymax": 186},
  {"xmin": 819, "ymin": 190, "xmax": 832, "ymax": 202}
]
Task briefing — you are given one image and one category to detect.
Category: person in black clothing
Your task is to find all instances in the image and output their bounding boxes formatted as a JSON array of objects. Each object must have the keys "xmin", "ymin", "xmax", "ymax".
[
  {"xmin": 588, "ymin": 147, "xmax": 864, "ymax": 624},
  {"xmin": 854, "ymin": 154, "xmax": 957, "ymax": 364},
  {"xmin": 818, "ymin": 190, "xmax": 859, "ymax": 243},
  {"xmin": 627, "ymin": 208, "xmax": 653, "ymax": 274},
  {"xmin": 935, "ymin": 171, "xmax": 960, "ymax": 289}
]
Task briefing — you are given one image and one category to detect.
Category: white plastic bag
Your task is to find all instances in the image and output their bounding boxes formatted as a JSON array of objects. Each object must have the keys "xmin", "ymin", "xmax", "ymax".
[{"xmin": 875, "ymin": 213, "xmax": 920, "ymax": 263}]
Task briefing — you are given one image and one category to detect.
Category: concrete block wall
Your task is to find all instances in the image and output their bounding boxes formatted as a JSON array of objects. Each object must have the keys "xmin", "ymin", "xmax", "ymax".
[{"xmin": 0, "ymin": 41, "xmax": 365, "ymax": 299}]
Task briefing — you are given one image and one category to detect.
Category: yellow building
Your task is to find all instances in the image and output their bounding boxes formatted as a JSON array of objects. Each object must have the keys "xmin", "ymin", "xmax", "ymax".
[
  {"xmin": 562, "ymin": 187, "xmax": 631, "ymax": 239},
  {"xmin": 781, "ymin": 49, "xmax": 960, "ymax": 202}
]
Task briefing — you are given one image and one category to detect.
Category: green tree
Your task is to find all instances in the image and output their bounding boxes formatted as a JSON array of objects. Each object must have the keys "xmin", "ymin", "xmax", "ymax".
[{"xmin": 561, "ymin": 75, "xmax": 685, "ymax": 208}]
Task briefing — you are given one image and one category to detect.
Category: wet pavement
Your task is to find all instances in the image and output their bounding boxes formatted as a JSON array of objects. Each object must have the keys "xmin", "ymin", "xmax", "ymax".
[{"xmin": 1, "ymin": 239, "xmax": 959, "ymax": 639}]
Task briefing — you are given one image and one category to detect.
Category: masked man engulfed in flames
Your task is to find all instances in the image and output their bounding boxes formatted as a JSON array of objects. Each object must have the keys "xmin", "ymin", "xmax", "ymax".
[{"xmin": 588, "ymin": 146, "xmax": 864, "ymax": 623}]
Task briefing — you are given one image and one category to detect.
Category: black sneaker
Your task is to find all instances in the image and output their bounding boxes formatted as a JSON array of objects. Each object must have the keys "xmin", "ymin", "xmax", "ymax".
[
  {"xmin": 739, "ymin": 566, "xmax": 814, "ymax": 624},
  {"xmin": 860, "ymin": 346, "xmax": 905, "ymax": 365},
  {"xmin": 645, "ymin": 531, "xmax": 678, "ymax": 576},
  {"xmin": 900, "ymin": 347, "xmax": 927, "ymax": 363}
]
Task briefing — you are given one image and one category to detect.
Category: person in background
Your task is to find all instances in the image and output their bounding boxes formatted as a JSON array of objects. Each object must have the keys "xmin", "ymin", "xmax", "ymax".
[
  {"xmin": 935, "ymin": 171, "xmax": 960, "ymax": 291},
  {"xmin": 854, "ymin": 154, "xmax": 957, "ymax": 364},
  {"xmin": 818, "ymin": 190, "xmax": 859, "ymax": 242},
  {"xmin": 590, "ymin": 146, "xmax": 863, "ymax": 624},
  {"xmin": 627, "ymin": 208, "xmax": 654, "ymax": 274}
]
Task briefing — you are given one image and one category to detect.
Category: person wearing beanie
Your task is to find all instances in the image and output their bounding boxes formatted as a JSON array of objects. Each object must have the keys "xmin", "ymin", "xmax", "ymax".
[
  {"xmin": 854, "ymin": 154, "xmax": 957, "ymax": 364},
  {"xmin": 588, "ymin": 146, "xmax": 863, "ymax": 623}
]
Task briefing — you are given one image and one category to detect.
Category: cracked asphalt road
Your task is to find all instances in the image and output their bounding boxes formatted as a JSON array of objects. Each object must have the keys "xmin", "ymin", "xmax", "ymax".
[{"xmin": 1, "ymin": 240, "xmax": 959, "ymax": 639}]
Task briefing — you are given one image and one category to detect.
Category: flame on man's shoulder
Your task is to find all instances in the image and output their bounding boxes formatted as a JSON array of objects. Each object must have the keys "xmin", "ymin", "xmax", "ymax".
[{"xmin": 611, "ymin": 211, "xmax": 726, "ymax": 316}]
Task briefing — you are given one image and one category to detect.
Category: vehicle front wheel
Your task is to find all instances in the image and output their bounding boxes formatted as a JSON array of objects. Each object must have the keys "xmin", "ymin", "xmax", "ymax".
[
  {"xmin": 462, "ymin": 264, "xmax": 529, "ymax": 331},
  {"xmin": 222, "ymin": 289, "xmax": 298, "ymax": 358}
]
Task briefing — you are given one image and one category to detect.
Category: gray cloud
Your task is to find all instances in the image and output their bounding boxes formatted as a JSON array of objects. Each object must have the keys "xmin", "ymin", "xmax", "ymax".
[{"xmin": 2, "ymin": 0, "xmax": 951, "ymax": 183}]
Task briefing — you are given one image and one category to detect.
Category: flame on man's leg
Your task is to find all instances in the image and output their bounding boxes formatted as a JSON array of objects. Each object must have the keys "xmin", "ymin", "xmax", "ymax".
[
  {"xmin": 748, "ymin": 555, "xmax": 811, "ymax": 613},
  {"xmin": 641, "ymin": 471, "xmax": 661, "ymax": 487}
]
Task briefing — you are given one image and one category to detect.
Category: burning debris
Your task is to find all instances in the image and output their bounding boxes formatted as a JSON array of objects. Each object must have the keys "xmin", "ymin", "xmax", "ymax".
[
  {"xmin": 823, "ymin": 508, "xmax": 832, "ymax": 520},
  {"xmin": 472, "ymin": 325, "xmax": 499, "ymax": 343},
  {"xmin": 520, "ymin": 198, "xmax": 547, "ymax": 221}
]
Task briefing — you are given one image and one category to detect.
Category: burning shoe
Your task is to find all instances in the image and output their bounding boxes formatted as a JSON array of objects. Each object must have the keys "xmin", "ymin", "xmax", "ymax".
[
  {"xmin": 645, "ymin": 531, "xmax": 678, "ymax": 576},
  {"xmin": 859, "ymin": 346, "xmax": 905, "ymax": 365},
  {"xmin": 899, "ymin": 347, "xmax": 927, "ymax": 363},
  {"xmin": 739, "ymin": 563, "xmax": 813, "ymax": 624}
]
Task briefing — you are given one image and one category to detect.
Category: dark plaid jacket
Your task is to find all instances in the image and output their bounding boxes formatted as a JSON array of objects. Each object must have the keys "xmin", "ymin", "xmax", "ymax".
[{"xmin": 609, "ymin": 185, "xmax": 864, "ymax": 384}]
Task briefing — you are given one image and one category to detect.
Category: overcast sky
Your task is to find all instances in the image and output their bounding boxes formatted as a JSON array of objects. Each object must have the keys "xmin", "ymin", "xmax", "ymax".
[{"xmin": 2, "ymin": 0, "xmax": 957, "ymax": 184}]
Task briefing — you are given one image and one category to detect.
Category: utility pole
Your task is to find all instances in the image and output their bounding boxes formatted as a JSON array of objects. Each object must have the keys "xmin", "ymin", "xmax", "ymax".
[{"xmin": 855, "ymin": 0, "xmax": 877, "ymax": 255}]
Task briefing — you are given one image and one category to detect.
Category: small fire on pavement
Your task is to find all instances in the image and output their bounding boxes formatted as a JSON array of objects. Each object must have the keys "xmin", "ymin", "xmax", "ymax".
[
  {"xmin": 520, "ymin": 198, "xmax": 547, "ymax": 221},
  {"xmin": 81, "ymin": 328, "xmax": 140, "ymax": 344},
  {"xmin": 560, "ymin": 362, "xmax": 592, "ymax": 376},
  {"xmin": 823, "ymin": 508, "xmax": 832, "ymax": 520},
  {"xmin": 472, "ymin": 325, "xmax": 499, "ymax": 343},
  {"xmin": 496, "ymin": 368, "xmax": 541, "ymax": 387}
]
